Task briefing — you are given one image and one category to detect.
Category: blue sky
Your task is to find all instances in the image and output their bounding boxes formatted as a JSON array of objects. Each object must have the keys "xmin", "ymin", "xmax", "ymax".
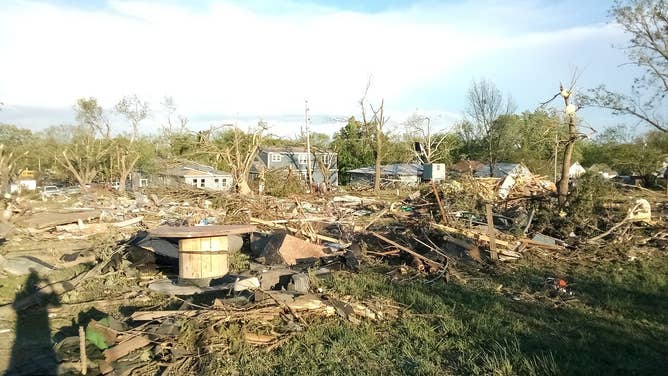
[{"xmin": 0, "ymin": 0, "xmax": 645, "ymax": 137}]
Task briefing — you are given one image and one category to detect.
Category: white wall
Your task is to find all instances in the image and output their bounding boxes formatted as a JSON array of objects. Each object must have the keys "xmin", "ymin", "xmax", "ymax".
[
  {"xmin": 9, "ymin": 179, "xmax": 37, "ymax": 193},
  {"xmin": 183, "ymin": 175, "xmax": 232, "ymax": 191}
]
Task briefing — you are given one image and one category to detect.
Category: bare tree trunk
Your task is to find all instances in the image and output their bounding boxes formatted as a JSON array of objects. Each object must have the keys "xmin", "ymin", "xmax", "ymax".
[
  {"xmin": 56, "ymin": 151, "xmax": 90, "ymax": 190},
  {"xmin": 220, "ymin": 123, "xmax": 266, "ymax": 195},
  {"xmin": 360, "ymin": 82, "xmax": 385, "ymax": 193},
  {"xmin": 117, "ymin": 151, "xmax": 140, "ymax": 194},
  {"xmin": 55, "ymin": 138, "xmax": 109, "ymax": 191},
  {"xmin": 557, "ymin": 85, "xmax": 577, "ymax": 206},
  {"xmin": 488, "ymin": 141, "xmax": 494, "ymax": 177},
  {"xmin": 374, "ymin": 115, "xmax": 382, "ymax": 192}
]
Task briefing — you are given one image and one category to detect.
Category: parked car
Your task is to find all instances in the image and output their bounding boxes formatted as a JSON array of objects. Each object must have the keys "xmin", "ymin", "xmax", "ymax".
[{"xmin": 42, "ymin": 185, "xmax": 62, "ymax": 196}]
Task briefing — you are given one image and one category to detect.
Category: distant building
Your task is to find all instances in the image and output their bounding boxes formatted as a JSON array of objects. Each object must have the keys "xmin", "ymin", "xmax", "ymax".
[
  {"xmin": 252, "ymin": 147, "xmax": 338, "ymax": 186},
  {"xmin": 450, "ymin": 160, "xmax": 484, "ymax": 175},
  {"xmin": 473, "ymin": 163, "xmax": 532, "ymax": 179},
  {"xmin": 474, "ymin": 163, "xmax": 536, "ymax": 199},
  {"xmin": 9, "ymin": 169, "xmax": 37, "ymax": 193},
  {"xmin": 349, "ymin": 163, "xmax": 424, "ymax": 186},
  {"xmin": 155, "ymin": 161, "xmax": 233, "ymax": 191}
]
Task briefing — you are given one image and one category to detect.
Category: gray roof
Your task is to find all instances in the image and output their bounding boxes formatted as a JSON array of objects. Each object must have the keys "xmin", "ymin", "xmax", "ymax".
[
  {"xmin": 261, "ymin": 147, "xmax": 336, "ymax": 154},
  {"xmin": 473, "ymin": 163, "xmax": 531, "ymax": 178},
  {"xmin": 162, "ymin": 161, "xmax": 231, "ymax": 177},
  {"xmin": 349, "ymin": 163, "xmax": 423, "ymax": 176}
]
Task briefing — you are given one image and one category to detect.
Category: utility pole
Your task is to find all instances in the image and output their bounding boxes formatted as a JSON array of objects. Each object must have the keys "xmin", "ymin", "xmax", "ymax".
[
  {"xmin": 304, "ymin": 100, "xmax": 313, "ymax": 191},
  {"xmin": 424, "ymin": 115, "xmax": 432, "ymax": 163}
]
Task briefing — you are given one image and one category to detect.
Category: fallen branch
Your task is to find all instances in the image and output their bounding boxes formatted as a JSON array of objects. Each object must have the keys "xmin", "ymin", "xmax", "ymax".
[
  {"xmin": 370, "ymin": 232, "xmax": 444, "ymax": 269},
  {"xmin": 587, "ymin": 202, "xmax": 643, "ymax": 243}
]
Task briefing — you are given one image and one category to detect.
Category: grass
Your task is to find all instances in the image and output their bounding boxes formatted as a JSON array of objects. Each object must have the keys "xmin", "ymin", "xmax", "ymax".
[
  {"xmin": 2, "ymin": 240, "xmax": 666, "ymax": 375},
  {"xmin": 198, "ymin": 250, "xmax": 667, "ymax": 375}
]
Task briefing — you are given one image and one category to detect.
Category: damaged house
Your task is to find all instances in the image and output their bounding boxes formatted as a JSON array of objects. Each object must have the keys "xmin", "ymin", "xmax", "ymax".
[
  {"xmin": 251, "ymin": 147, "xmax": 338, "ymax": 186},
  {"xmin": 349, "ymin": 163, "xmax": 424, "ymax": 186},
  {"xmin": 349, "ymin": 163, "xmax": 446, "ymax": 186},
  {"xmin": 155, "ymin": 161, "xmax": 233, "ymax": 191},
  {"xmin": 473, "ymin": 163, "xmax": 548, "ymax": 199}
]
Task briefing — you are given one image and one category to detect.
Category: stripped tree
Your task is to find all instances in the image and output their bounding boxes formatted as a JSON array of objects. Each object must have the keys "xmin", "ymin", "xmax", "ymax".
[
  {"xmin": 200, "ymin": 122, "xmax": 267, "ymax": 195},
  {"xmin": 55, "ymin": 128, "xmax": 110, "ymax": 190},
  {"xmin": 75, "ymin": 97, "xmax": 110, "ymax": 138},
  {"xmin": 464, "ymin": 79, "xmax": 516, "ymax": 177},
  {"xmin": 359, "ymin": 78, "xmax": 388, "ymax": 192},
  {"xmin": 115, "ymin": 95, "xmax": 150, "ymax": 143},
  {"xmin": 542, "ymin": 75, "xmax": 583, "ymax": 206}
]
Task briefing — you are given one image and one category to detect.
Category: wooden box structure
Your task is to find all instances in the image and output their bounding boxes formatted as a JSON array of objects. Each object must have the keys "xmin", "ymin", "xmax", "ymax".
[{"xmin": 151, "ymin": 225, "xmax": 255, "ymax": 285}]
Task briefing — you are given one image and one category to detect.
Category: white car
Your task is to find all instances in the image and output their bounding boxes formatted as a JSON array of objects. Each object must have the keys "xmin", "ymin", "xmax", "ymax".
[{"xmin": 42, "ymin": 185, "xmax": 61, "ymax": 196}]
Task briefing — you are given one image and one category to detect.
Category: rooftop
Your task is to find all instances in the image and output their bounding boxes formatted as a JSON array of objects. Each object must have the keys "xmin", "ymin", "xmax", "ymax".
[
  {"xmin": 261, "ymin": 147, "xmax": 336, "ymax": 154},
  {"xmin": 473, "ymin": 163, "xmax": 531, "ymax": 178},
  {"xmin": 162, "ymin": 161, "xmax": 231, "ymax": 177},
  {"xmin": 349, "ymin": 163, "xmax": 423, "ymax": 176}
]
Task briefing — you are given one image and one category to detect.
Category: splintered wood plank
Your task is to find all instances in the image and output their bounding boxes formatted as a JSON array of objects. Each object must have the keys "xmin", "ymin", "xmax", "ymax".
[
  {"xmin": 103, "ymin": 335, "xmax": 151, "ymax": 363},
  {"xmin": 20, "ymin": 211, "xmax": 102, "ymax": 229}
]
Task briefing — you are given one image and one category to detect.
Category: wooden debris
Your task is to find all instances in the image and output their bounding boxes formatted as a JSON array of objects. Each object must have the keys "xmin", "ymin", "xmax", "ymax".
[
  {"xmin": 79, "ymin": 325, "xmax": 87, "ymax": 375},
  {"xmin": 20, "ymin": 210, "xmax": 102, "ymax": 229},
  {"xmin": 259, "ymin": 233, "xmax": 327, "ymax": 265},
  {"xmin": 486, "ymin": 204, "xmax": 498, "ymax": 261},
  {"xmin": 103, "ymin": 335, "xmax": 151, "ymax": 363},
  {"xmin": 370, "ymin": 232, "xmax": 444, "ymax": 270}
]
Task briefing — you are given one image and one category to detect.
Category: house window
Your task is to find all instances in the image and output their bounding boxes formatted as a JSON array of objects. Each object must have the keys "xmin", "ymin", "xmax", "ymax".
[
  {"xmin": 321, "ymin": 154, "xmax": 330, "ymax": 165},
  {"xmin": 271, "ymin": 154, "xmax": 282, "ymax": 162},
  {"xmin": 200, "ymin": 178, "xmax": 205, "ymax": 187},
  {"xmin": 214, "ymin": 178, "xmax": 219, "ymax": 183},
  {"xmin": 298, "ymin": 154, "xmax": 308, "ymax": 165},
  {"xmin": 222, "ymin": 178, "xmax": 228, "ymax": 186},
  {"xmin": 191, "ymin": 178, "xmax": 197, "ymax": 186}
]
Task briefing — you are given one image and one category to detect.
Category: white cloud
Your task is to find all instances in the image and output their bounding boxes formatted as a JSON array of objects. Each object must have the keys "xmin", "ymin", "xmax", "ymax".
[{"xmin": 0, "ymin": 0, "xmax": 631, "ymax": 135}]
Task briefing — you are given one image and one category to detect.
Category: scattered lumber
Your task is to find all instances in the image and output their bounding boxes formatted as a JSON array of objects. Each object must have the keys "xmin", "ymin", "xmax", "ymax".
[
  {"xmin": 370, "ymin": 231, "xmax": 444, "ymax": 270},
  {"xmin": 20, "ymin": 210, "xmax": 102, "ymax": 229},
  {"xmin": 103, "ymin": 335, "xmax": 151, "ymax": 363}
]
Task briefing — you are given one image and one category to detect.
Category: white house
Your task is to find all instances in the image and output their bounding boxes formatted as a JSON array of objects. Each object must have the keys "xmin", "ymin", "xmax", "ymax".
[{"xmin": 157, "ymin": 162, "xmax": 233, "ymax": 191}]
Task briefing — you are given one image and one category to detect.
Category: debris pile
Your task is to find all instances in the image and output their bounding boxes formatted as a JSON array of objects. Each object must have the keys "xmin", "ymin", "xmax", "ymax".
[
  {"xmin": 0, "ymin": 176, "xmax": 665, "ymax": 374},
  {"xmin": 54, "ymin": 293, "xmax": 395, "ymax": 375}
]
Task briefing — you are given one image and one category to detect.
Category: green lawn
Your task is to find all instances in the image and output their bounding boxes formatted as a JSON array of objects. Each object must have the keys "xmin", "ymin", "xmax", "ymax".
[{"xmin": 204, "ymin": 251, "xmax": 667, "ymax": 376}]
